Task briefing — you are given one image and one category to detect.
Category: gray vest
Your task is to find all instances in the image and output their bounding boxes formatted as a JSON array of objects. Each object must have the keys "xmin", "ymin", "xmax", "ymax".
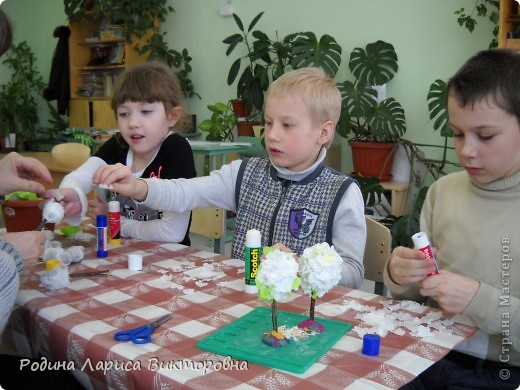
[{"xmin": 231, "ymin": 157, "xmax": 355, "ymax": 259}]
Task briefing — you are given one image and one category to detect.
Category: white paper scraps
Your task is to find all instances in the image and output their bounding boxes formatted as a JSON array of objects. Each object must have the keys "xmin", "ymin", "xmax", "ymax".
[
  {"xmin": 67, "ymin": 231, "xmax": 94, "ymax": 241},
  {"xmin": 316, "ymin": 298, "xmax": 455, "ymax": 339},
  {"xmin": 184, "ymin": 263, "xmax": 225, "ymax": 281}
]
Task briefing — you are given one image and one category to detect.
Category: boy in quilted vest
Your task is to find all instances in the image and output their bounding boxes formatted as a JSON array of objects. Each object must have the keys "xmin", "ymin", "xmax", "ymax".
[{"xmin": 93, "ymin": 67, "xmax": 366, "ymax": 288}]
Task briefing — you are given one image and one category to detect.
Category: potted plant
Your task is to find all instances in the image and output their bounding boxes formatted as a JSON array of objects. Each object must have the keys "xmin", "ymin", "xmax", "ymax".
[
  {"xmin": 336, "ymin": 40, "xmax": 406, "ymax": 181},
  {"xmin": 1, "ymin": 192, "xmax": 54, "ymax": 232},
  {"xmin": 223, "ymin": 12, "xmax": 342, "ymax": 117},
  {"xmin": 198, "ymin": 101, "xmax": 238, "ymax": 142},
  {"xmin": 0, "ymin": 41, "xmax": 46, "ymax": 151}
]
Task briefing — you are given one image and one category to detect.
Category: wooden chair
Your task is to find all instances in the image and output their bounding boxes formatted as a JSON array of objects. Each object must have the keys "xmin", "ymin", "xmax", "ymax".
[
  {"xmin": 190, "ymin": 207, "xmax": 225, "ymax": 254},
  {"xmin": 363, "ymin": 216, "xmax": 392, "ymax": 295},
  {"xmin": 51, "ymin": 142, "xmax": 90, "ymax": 171}
]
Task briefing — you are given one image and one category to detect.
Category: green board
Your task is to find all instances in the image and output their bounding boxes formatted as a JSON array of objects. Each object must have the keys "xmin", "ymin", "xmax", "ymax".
[{"xmin": 197, "ymin": 306, "xmax": 352, "ymax": 374}]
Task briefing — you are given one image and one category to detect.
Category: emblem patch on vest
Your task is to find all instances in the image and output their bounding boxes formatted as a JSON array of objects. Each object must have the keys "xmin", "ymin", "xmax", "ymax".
[{"xmin": 289, "ymin": 208, "xmax": 318, "ymax": 239}]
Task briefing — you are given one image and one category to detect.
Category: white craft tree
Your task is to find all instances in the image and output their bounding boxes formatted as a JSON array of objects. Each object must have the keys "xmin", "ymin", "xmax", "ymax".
[{"xmin": 298, "ymin": 242, "xmax": 342, "ymax": 331}]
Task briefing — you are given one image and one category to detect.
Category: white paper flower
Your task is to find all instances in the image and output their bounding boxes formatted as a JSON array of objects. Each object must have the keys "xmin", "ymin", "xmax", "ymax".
[
  {"xmin": 299, "ymin": 242, "xmax": 342, "ymax": 298},
  {"xmin": 256, "ymin": 248, "xmax": 300, "ymax": 302}
]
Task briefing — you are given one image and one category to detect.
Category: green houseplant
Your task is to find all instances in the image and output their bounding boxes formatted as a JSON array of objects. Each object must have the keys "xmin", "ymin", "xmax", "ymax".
[
  {"xmin": 336, "ymin": 40, "xmax": 406, "ymax": 181},
  {"xmin": 199, "ymin": 102, "xmax": 238, "ymax": 142},
  {"xmin": 0, "ymin": 41, "xmax": 46, "ymax": 151},
  {"xmin": 223, "ymin": 12, "xmax": 342, "ymax": 115}
]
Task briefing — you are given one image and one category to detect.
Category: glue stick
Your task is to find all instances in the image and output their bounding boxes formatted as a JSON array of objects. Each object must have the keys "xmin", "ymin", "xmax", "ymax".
[
  {"xmin": 245, "ymin": 229, "xmax": 261, "ymax": 294},
  {"xmin": 412, "ymin": 232, "xmax": 439, "ymax": 276},
  {"xmin": 96, "ymin": 215, "xmax": 108, "ymax": 258},
  {"xmin": 108, "ymin": 200, "xmax": 121, "ymax": 246}
]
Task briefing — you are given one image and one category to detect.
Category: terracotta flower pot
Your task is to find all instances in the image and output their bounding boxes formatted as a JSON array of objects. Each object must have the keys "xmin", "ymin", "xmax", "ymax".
[
  {"xmin": 2, "ymin": 199, "xmax": 55, "ymax": 232},
  {"xmin": 349, "ymin": 141, "xmax": 397, "ymax": 181},
  {"xmin": 237, "ymin": 120, "xmax": 261, "ymax": 137},
  {"xmin": 231, "ymin": 99, "xmax": 250, "ymax": 117}
]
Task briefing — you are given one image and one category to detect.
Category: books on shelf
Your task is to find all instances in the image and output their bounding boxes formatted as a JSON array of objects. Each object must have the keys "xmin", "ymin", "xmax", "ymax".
[
  {"xmin": 108, "ymin": 43, "xmax": 125, "ymax": 65},
  {"xmin": 76, "ymin": 69, "xmax": 123, "ymax": 98}
]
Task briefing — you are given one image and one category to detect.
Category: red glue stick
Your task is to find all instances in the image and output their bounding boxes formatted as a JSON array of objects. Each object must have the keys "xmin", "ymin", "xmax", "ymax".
[
  {"xmin": 411, "ymin": 232, "xmax": 439, "ymax": 276},
  {"xmin": 108, "ymin": 200, "xmax": 121, "ymax": 246}
]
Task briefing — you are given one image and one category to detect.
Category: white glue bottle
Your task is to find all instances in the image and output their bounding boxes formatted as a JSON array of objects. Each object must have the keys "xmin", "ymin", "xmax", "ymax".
[
  {"xmin": 244, "ymin": 229, "xmax": 262, "ymax": 294},
  {"xmin": 108, "ymin": 200, "xmax": 121, "ymax": 246},
  {"xmin": 412, "ymin": 232, "xmax": 439, "ymax": 276}
]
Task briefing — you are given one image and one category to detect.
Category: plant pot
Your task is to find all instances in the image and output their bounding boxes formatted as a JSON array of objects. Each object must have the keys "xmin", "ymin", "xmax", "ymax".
[
  {"xmin": 231, "ymin": 99, "xmax": 250, "ymax": 117},
  {"xmin": 237, "ymin": 120, "xmax": 261, "ymax": 138},
  {"xmin": 349, "ymin": 141, "xmax": 397, "ymax": 182},
  {"xmin": 2, "ymin": 199, "xmax": 55, "ymax": 232},
  {"xmin": 0, "ymin": 133, "xmax": 17, "ymax": 152}
]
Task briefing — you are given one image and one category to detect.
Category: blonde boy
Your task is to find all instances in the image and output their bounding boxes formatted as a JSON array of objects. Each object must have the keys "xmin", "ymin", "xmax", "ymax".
[{"xmin": 93, "ymin": 67, "xmax": 367, "ymax": 287}]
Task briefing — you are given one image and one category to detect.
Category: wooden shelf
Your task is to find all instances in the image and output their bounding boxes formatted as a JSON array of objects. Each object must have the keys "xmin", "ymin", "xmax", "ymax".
[
  {"xmin": 380, "ymin": 181, "xmax": 411, "ymax": 217},
  {"xmin": 68, "ymin": 12, "xmax": 154, "ymax": 128}
]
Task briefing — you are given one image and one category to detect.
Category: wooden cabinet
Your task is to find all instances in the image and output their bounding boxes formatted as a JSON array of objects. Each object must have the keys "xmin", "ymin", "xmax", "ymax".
[
  {"xmin": 69, "ymin": 99, "xmax": 118, "ymax": 129},
  {"xmin": 499, "ymin": 0, "xmax": 520, "ymax": 49},
  {"xmin": 68, "ymin": 14, "xmax": 154, "ymax": 129}
]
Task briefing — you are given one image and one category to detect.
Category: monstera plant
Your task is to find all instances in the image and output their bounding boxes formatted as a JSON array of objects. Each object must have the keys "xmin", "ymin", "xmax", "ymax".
[
  {"xmin": 223, "ymin": 12, "xmax": 342, "ymax": 113},
  {"xmin": 336, "ymin": 40, "xmax": 406, "ymax": 144},
  {"xmin": 335, "ymin": 40, "xmax": 406, "ymax": 180}
]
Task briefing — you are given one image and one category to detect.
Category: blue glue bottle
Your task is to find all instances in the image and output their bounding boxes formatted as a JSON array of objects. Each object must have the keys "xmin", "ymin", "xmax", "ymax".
[{"xmin": 96, "ymin": 215, "xmax": 108, "ymax": 258}]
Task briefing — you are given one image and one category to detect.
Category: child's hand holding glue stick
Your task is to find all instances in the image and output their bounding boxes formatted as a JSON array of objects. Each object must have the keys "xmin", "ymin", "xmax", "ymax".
[{"xmin": 411, "ymin": 232, "xmax": 440, "ymax": 276}]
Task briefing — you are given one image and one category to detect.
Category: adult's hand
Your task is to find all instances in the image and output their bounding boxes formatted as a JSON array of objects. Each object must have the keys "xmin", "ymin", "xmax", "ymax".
[
  {"xmin": 1, "ymin": 231, "xmax": 47, "ymax": 261},
  {"xmin": 0, "ymin": 152, "xmax": 52, "ymax": 195}
]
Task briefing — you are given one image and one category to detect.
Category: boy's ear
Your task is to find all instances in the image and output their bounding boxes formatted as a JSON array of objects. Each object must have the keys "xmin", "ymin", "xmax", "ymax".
[
  {"xmin": 318, "ymin": 120, "xmax": 335, "ymax": 146},
  {"xmin": 167, "ymin": 106, "xmax": 182, "ymax": 127}
]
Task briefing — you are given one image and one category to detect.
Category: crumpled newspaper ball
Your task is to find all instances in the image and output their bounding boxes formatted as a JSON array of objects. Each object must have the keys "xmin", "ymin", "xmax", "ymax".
[{"xmin": 40, "ymin": 266, "xmax": 70, "ymax": 290}]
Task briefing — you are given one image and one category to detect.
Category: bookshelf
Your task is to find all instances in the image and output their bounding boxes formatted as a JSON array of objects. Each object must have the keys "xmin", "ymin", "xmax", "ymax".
[
  {"xmin": 499, "ymin": 0, "xmax": 520, "ymax": 49},
  {"xmin": 68, "ymin": 15, "xmax": 154, "ymax": 129}
]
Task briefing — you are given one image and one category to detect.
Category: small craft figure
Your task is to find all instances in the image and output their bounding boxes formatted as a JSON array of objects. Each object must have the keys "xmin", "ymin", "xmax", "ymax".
[
  {"xmin": 298, "ymin": 242, "xmax": 342, "ymax": 333},
  {"xmin": 256, "ymin": 246, "xmax": 301, "ymax": 348}
]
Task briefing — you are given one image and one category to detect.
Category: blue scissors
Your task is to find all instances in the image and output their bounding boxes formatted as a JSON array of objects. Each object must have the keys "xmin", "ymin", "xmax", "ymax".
[{"xmin": 114, "ymin": 314, "xmax": 172, "ymax": 344}]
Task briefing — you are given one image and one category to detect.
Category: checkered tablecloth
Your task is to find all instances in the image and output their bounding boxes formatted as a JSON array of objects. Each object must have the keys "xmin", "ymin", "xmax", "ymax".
[{"xmin": 3, "ymin": 237, "xmax": 477, "ymax": 389}]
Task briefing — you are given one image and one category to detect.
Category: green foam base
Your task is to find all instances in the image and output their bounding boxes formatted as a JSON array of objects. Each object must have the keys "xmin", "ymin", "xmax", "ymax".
[{"xmin": 197, "ymin": 306, "xmax": 352, "ymax": 374}]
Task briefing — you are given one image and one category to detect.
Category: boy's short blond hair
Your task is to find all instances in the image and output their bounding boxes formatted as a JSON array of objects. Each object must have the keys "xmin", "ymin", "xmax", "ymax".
[{"xmin": 266, "ymin": 67, "xmax": 342, "ymax": 133}]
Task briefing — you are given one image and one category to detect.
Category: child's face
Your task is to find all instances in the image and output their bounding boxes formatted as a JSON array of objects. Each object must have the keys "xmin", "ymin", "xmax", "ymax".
[
  {"xmin": 448, "ymin": 96, "xmax": 520, "ymax": 185},
  {"xmin": 116, "ymin": 101, "xmax": 180, "ymax": 158},
  {"xmin": 264, "ymin": 93, "xmax": 332, "ymax": 172}
]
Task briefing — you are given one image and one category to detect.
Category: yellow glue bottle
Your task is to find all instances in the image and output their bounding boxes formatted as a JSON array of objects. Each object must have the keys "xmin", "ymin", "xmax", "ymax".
[
  {"xmin": 245, "ymin": 229, "xmax": 261, "ymax": 294},
  {"xmin": 108, "ymin": 200, "xmax": 121, "ymax": 246}
]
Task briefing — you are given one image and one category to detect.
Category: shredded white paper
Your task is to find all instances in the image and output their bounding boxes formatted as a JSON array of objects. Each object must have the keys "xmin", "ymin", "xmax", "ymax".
[{"xmin": 316, "ymin": 298, "xmax": 454, "ymax": 338}]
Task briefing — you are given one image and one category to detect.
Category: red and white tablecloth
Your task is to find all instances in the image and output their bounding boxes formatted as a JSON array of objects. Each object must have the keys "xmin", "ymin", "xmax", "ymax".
[{"xmin": 3, "ymin": 237, "xmax": 477, "ymax": 389}]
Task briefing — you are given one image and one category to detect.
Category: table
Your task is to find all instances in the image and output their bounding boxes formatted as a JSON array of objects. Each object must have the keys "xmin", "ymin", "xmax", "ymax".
[
  {"xmin": 2, "ymin": 234, "xmax": 477, "ymax": 389},
  {"xmin": 188, "ymin": 141, "xmax": 252, "ymax": 172}
]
